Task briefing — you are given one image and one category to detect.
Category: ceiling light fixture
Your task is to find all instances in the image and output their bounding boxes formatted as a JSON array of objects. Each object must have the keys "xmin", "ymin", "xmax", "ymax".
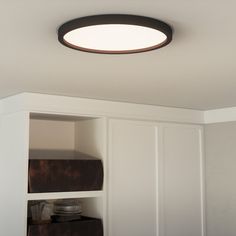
[{"xmin": 58, "ymin": 14, "xmax": 173, "ymax": 54}]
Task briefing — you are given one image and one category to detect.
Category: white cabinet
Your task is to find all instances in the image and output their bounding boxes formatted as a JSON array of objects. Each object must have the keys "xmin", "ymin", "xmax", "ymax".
[
  {"xmin": 0, "ymin": 112, "xmax": 107, "ymax": 236},
  {"xmin": 108, "ymin": 120, "xmax": 205, "ymax": 236},
  {"xmin": 0, "ymin": 94, "xmax": 205, "ymax": 236}
]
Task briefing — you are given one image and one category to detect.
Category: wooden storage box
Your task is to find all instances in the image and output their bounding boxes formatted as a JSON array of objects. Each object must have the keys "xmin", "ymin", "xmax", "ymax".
[
  {"xmin": 28, "ymin": 151, "xmax": 103, "ymax": 193},
  {"xmin": 28, "ymin": 216, "xmax": 103, "ymax": 236}
]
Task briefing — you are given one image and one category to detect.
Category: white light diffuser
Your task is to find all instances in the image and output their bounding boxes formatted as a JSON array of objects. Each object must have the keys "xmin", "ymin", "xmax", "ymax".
[{"xmin": 64, "ymin": 24, "xmax": 167, "ymax": 52}]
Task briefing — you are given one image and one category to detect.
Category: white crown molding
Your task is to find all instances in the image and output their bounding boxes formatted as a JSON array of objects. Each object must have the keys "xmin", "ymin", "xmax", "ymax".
[
  {"xmin": 0, "ymin": 100, "xmax": 3, "ymax": 115},
  {"xmin": 3, "ymin": 93, "xmax": 236, "ymax": 124},
  {"xmin": 0, "ymin": 93, "xmax": 204, "ymax": 124},
  {"xmin": 204, "ymin": 107, "xmax": 236, "ymax": 124}
]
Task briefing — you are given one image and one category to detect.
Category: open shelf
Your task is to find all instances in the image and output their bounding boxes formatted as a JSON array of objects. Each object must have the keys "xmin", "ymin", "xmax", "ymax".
[
  {"xmin": 29, "ymin": 113, "xmax": 105, "ymax": 160},
  {"xmin": 27, "ymin": 197, "xmax": 104, "ymax": 222},
  {"xmin": 26, "ymin": 112, "xmax": 107, "ymax": 235},
  {"xmin": 28, "ymin": 113, "xmax": 106, "ymax": 192}
]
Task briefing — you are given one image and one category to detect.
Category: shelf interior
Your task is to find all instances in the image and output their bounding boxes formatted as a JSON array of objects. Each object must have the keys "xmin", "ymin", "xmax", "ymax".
[
  {"xmin": 27, "ymin": 197, "xmax": 103, "ymax": 220},
  {"xmin": 29, "ymin": 113, "xmax": 105, "ymax": 160}
]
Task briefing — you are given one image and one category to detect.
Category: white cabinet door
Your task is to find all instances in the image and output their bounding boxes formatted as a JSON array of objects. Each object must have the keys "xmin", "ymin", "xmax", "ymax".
[
  {"xmin": 158, "ymin": 123, "xmax": 205, "ymax": 236},
  {"xmin": 108, "ymin": 120, "xmax": 205, "ymax": 236},
  {"xmin": 108, "ymin": 119, "xmax": 158, "ymax": 236}
]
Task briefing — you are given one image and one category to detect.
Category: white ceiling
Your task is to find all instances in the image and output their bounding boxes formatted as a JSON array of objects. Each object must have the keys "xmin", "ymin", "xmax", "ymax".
[{"xmin": 1, "ymin": 0, "xmax": 236, "ymax": 110}]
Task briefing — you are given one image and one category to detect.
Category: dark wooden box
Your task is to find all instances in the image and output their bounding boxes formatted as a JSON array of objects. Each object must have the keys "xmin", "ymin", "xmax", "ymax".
[
  {"xmin": 28, "ymin": 217, "xmax": 103, "ymax": 236},
  {"xmin": 28, "ymin": 151, "xmax": 103, "ymax": 193}
]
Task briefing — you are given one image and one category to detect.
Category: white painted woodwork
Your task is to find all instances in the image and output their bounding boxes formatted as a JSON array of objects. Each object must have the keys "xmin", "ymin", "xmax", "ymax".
[
  {"xmin": 27, "ymin": 191, "xmax": 103, "ymax": 201},
  {"xmin": 0, "ymin": 111, "xmax": 29, "ymax": 236},
  {"xmin": 6, "ymin": 92, "xmax": 236, "ymax": 125},
  {"xmin": 158, "ymin": 124, "xmax": 205, "ymax": 236},
  {"xmin": 0, "ymin": 93, "xmax": 204, "ymax": 124},
  {"xmin": 0, "ymin": 111, "xmax": 107, "ymax": 236},
  {"xmin": 75, "ymin": 117, "xmax": 107, "ymax": 235},
  {"xmin": 108, "ymin": 119, "xmax": 158, "ymax": 236},
  {"xmin": 204, "ymin": 107, "xmax": 236, "ymax": 124},
  {"xmin": 0, "ymin": 101, "xmax": 3, "ymax": 115},
  {"xmin": 75, "ymin": 118, "xmax": 106, "ymax": 159}
]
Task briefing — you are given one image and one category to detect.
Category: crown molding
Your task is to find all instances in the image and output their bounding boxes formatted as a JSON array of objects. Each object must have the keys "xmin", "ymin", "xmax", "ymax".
[
  {"xmin": 0, "ymin": 93, "xmax": 204, "ymax": 124},
  {"xmin": 204, "ymin": 107, "xmax": 236, "ymax": 124},
  {"xmin": 4, "ymin": 93, "xmax": 236, "ymax": 124}
]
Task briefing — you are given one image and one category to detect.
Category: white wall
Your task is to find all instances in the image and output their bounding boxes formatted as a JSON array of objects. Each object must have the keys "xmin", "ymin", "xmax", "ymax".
[{"xmin": 205, "ymin": 122, "xmax": 236, "ymax": 236}]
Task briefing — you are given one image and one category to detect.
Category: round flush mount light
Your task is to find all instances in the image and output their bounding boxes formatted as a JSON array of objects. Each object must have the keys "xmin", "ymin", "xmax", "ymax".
[{"xmin": 58, "ymin": 14, "xmax": 173, "ymax": 54}]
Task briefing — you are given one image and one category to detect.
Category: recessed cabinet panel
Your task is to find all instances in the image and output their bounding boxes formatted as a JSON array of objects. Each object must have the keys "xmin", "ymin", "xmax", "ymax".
[
  {"xmin": 109, "ymin": 120, "xmax": 157, "ymax": 236},
  {"xmin": 159, "ymin": 124, "xmax": 204, "ymax": 236}
]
